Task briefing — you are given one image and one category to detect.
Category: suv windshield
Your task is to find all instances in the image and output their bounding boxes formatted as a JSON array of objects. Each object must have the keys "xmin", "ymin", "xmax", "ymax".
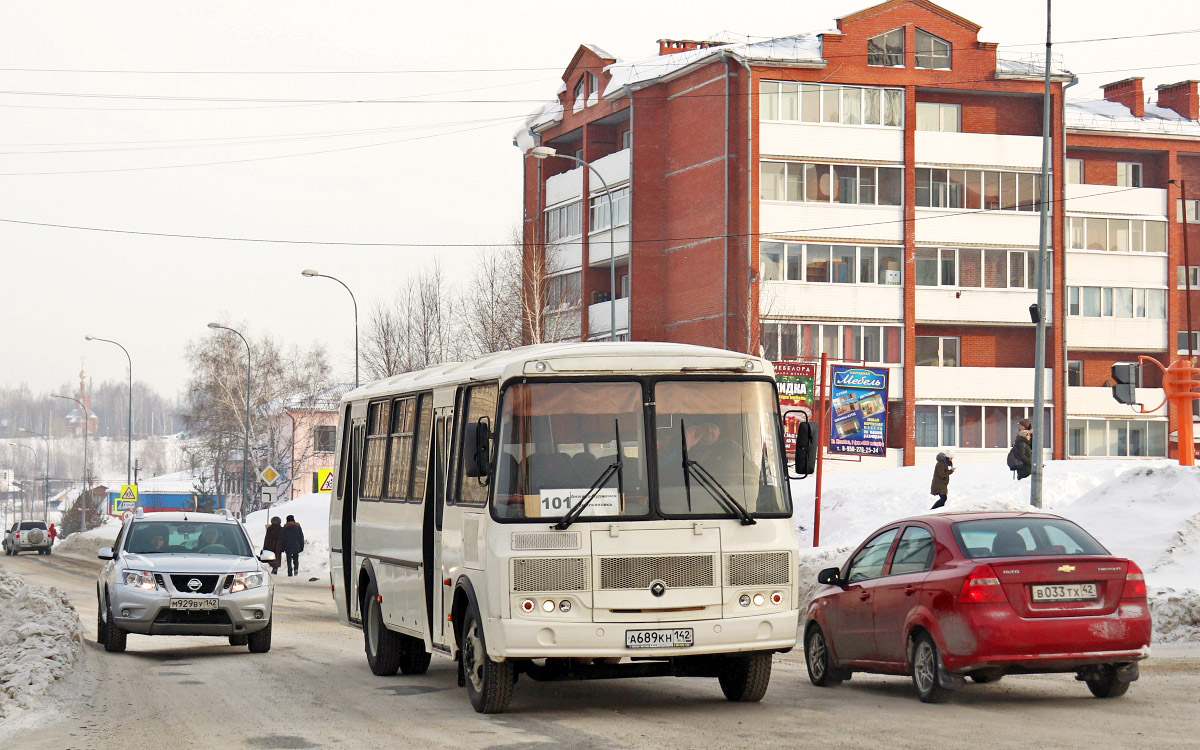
[
  {"xmin": 952, "ymin": 517, "xmax": 1109, "ymax": 558},
  {"xmin": 124, "ymin": 521, "xmax": 251, "ymax": 556},
  {"xmin": 491, "ymin": 379, "xmax": 790, "ymax": 521}
]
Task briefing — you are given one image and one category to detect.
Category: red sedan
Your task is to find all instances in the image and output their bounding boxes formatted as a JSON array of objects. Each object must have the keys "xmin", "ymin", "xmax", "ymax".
[{"xmin": 803, "ymin": 511, "xmax": 1151, "ymax": 702}]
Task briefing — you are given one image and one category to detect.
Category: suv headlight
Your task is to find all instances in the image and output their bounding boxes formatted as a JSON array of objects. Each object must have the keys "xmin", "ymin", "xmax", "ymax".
[
  {"xmin": 231, "ymin": 571, "xmax": 265, "ymax": 593},
  {"xmin": 122, "ymin": 571, "xmax": 157, "ymax": 590}
]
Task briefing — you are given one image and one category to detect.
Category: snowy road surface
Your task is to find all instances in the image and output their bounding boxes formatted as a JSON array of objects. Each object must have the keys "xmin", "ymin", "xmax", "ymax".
[{"xmin": 4, "ymin": 551, "xmax": 1198, "ymax": 750}]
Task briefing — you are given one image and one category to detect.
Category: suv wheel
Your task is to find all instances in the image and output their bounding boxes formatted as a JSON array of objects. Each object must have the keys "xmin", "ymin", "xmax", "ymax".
[
  {"xmin": 103, "ymin": 599, "xmax": 128, "ymax": 653},
  {"xmin": 229, "ymin": 634, "xmax": 249, "ymax": 647},
  {"xmin": 96, "ymin": 592, "xmax": 109, "ymax": 643},
  {"xmin": 248, "ymin": 620, "xmax": 273, "ymax": 653}
]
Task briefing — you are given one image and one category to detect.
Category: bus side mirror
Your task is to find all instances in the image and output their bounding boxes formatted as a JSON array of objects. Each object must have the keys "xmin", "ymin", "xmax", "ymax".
[
  {"xmin": 793, "ymin": 422, "xmax": 819, "ymax": 477},
  {"xmin": 464, "ymin": 420, "xmax": 492, "ymax": 478}
]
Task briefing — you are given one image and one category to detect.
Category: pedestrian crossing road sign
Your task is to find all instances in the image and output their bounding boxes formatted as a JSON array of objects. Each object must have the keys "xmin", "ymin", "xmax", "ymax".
[
  {"xmin": 114, "ymin": 485, "xmax": 138, "ymax": 514},
  {"xmin": 317, "ymin": 469, "xmax": 333, "ymax": 494}
]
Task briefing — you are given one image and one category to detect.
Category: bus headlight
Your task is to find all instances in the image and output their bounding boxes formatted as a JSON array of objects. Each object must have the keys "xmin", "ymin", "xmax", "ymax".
[
  {"xmin": 752, "ymin": 593, "xmax": 765, "ymax": 606},
  {"xmin": 559, "ymin": 600, "xmax": 572, "ymax": 613},
  {"xmin": 541, "ymin": 599, "xmax": 556, "ymax": 613},
  {"xmin": 739, "ymin": 594, "xmax": 751, "ymax": 607}
]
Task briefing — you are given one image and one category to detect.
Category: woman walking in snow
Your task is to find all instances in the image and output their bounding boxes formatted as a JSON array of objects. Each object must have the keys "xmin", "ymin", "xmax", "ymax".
[
  {"xmin": 930, "ymin": 451, "xmax": 954, "ymax": 509},
  {"xmin": 263, "ymin": 516, "xmax": 284, "ymax": 575}
]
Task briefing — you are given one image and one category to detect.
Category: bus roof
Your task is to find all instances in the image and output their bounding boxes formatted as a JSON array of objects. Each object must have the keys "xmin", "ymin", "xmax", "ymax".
[{"xmin": 343, "ymin": 342, "xmax": 772, "ymax": 403}]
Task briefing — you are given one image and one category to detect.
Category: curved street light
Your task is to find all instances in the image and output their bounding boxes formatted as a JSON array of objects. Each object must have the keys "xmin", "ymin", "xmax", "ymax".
[
  {"xmin": 208, "ymin": 323, "xmax": 252, "ymax": 516},
  {"xmin": 51, "ymin": 393, "xmax": 89, "ymax": 531},
  {"xmin": 85, "ymin": 335, "xmax": 133, "ymax": 487},
  {"xmin": 18, "ymin": 428, "xmax": 51, "ymax": 521},
  {"xmin": 301, "ymin": 269, "xmax": 359, "ymax": 387},
  {"xmin": 530, "ymin": 145, "xmax": 619, "ymax": 342}
]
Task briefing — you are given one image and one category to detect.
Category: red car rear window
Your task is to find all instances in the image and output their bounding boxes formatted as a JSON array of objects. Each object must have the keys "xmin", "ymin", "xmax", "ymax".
[{"xmin": 952, "ymin": 518, "xmax": 1109, "ymax": 558}]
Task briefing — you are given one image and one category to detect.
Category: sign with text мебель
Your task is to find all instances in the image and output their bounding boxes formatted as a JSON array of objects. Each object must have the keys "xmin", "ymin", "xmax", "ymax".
[
  {"xmin": 828, "ymin": 366, "xmax": 889, "ymax": 457},
  {"xmin": 773, "ymin": 361, "xmax": 815, "ymax": 453}
]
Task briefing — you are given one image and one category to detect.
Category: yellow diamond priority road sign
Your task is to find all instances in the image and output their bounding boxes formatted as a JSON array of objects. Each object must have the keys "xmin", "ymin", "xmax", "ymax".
[{"xmin": 259, "ymin": 466, "xmax": 280, "ymax": 485}]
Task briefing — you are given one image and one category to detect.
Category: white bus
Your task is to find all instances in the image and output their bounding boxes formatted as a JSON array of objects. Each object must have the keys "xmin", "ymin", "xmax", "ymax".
[{"xmin": 329, "ymin": 343, "xmax": 800, "ymax": 713}]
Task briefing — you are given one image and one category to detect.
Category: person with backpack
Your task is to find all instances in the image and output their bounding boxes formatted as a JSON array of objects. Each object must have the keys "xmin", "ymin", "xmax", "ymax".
[
  {"xmin": 930, "ymin": 451, "xmax": 954, "ymax": 509},
  {"xmin": 1007, "ymin": 418, "xmax": 1033, "ymax": 480}
]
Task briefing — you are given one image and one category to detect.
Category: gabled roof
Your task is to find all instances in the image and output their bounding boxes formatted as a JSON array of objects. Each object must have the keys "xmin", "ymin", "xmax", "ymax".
[{"xmin": 838, "ymin": 0, "xmax": 980, "ymax": 33}]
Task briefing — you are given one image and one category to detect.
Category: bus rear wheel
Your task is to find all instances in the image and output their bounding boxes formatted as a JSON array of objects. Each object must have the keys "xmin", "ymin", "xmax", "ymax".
[
  {"xmin": 718, "ymin": 652, "xmax": 773, "ymax": 702},
  {"xmin": 363, "ymin": 582, "xmax": 402, "ymax": 676},
  {"xmin": 461, "ymin": 604, "xmax": 513, "ymax": 714}
]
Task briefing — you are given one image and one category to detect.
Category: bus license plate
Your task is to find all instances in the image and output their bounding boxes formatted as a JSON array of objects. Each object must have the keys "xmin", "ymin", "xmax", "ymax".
[
  {"xmin": 1031, "ymin": 583, "xmax": 1097, "ymax": 602},
  {"xmin": 625, "ymin": 628, "xmax": 694, "ymax": 649},
  {"xmin": 170, "ymin": 598, "xmax": 219, "ymax": 610}
]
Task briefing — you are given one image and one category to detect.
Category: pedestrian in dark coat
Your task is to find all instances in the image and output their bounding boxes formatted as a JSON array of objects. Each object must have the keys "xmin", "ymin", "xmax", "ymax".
[
  {"xmin": 1011, "ymin": 418, "xmax": 1034, "ymax": 480},
  {"xmin": 930, "ymin": 451, "xmax": 955, "ymax": 509},
  {"xmin": 263, "ymin": 516, "xmax": 284, "ymax": 574},
  {"xmin": 281, "ymin": 515, "xmax": 305, "ymax": 577}
]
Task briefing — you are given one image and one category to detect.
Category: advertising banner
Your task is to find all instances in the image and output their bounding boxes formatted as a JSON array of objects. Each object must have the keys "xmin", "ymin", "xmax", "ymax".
[
  {"xmin": 773, "ymin": 361, "xmax": 816, "ymax": 452},
  {"xmin": 828, "ymin": 365, "xmax": 889, "ymax": 456}
]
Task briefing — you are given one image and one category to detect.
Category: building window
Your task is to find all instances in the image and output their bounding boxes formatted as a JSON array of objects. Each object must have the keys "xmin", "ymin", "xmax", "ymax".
[
  {"xmin": 763, "ymin": 321, "xmax": 901, "ymax": 365},
  {"xmin": 1067, "ymin": 419, "xmax": 1166, "ymax": 457},
  {"xmin": 545, "ymin": 202, "xmax": 582, "ymax": 242},
  {"xmin": 1067, "ymin": 217, "xmax": 1166, "ymax": 253},
  {"xmin": 759, "ymin": 81, "xmax": 903, "ymax": 127},
  {"xmin": 1178, "ymin": 199, "xmax": 1200, "ymax": 223},
  {"xmin": 1067, "ymin": 286, "xmax": 1166, "ymax": 318},
  {"xmin": 572, "ymin": 77, "xmax": 586, "ymax": 111},
  {"xmin": 915, "ymin": 247, "xmax": 1033, "ymax": 289},
  {"xmin": 915, "ymin": 336, "xmax": 959, "ymax": 367},
  {"xmin": 917, "ymin": 405, "xmax": 1052, "ymax": 449},
  {"xmin": 1067, "ymin": 360, "xmax": 1083, "ymax": 387},
  {"xmin": 544, "ymin": 272, "xmax": 581, "ymax": 312},
  {"xmin": 1066, "ymin": 158, "xmax": 1084, "ymax": 184},
  {"xmin": 760, "ymin": 161, "xmax": 902, "ymax": 205},
  {"xmin": 313, "ymin": 425, "xmax": 336, "ymax": 454},
  {"xmin": 868, "ymin": 28, "xmax": 904, "ymax": 67},
  {"xmin": 1116, "ymin": 162, "xmax": 1143, "ymax": 188},
  {"xmin": 621, "ymin": 129, "xmax": 632, "ymax": 149},
  {"xmin": 759, "ymin": 242, "xmax": 902, "ymax": 285},
  {"xmin": 589, "ymin": 186, "xmax": 630, "ymax": 231},
  {"xmin": 1180, "ymin": 331, "xmax": 1200, "ymax": 353},
  {"xmin": 915, "ymin": 30, "xmax": 951, "ymax": 69},
  {"xmin": 1179, "ymin": 266, "xmax": 1200, "ymax": 288},
  {"xmin": 916, "ymin": 168, "xmax": 1041, "ymax": 210},
  {"xmin": 915, "ymin": 102, "xmax": 961, "ymax": 132}
]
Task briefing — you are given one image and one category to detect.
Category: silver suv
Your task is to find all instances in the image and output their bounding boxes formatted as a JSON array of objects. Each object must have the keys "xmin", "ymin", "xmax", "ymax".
[
  {"xmin": 96, "ymin": 510, "xmax": 276, "ymax": 653},
  {"xmin": 4, "ymin": 520, "xmax": 52, "ymax": 555}
]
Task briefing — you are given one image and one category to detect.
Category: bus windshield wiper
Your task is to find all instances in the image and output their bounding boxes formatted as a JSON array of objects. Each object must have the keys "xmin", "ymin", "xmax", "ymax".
[
  {"xmin": 680, "ymin": 420, "xmax": 756, "ymax": 526},
  {"xmin": 554, "ymin": 420, "xmax": 624, "ymax": 531}
]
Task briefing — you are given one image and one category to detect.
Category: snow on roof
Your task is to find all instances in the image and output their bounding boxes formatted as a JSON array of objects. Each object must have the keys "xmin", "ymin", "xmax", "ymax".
[
  {"xmin": 995, "ymin": 56, "xmax": 1071, "ymax": 80},
  {"xmin": 583, "ymin": 43, "xmax": 613, "ymax": 60},
  {"xmin": 1066, "ymin": 98, "xmax": 1200, "ymax": 136}
]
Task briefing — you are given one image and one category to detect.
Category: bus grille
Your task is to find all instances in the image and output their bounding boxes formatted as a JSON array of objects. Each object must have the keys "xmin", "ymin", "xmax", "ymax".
[
  {"xmin": 725, "ymin": 552, "xmax": 791, "ymax": 587},
  {"xmin": 511, "ymin": 531, "xmax": 581, "ymax": 551},
  {"xmin": 599, "ymin": 555, "xmax": 715, "ymax": 589},
  {"xmin": 511, "ymin": 557, "xmax": 589, "ymax": 592}
]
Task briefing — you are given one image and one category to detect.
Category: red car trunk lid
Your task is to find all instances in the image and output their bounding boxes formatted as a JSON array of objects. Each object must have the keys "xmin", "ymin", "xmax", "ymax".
[{"xmin": 990, "ymin": 557, "xmax": 1128, "ymax": 617}]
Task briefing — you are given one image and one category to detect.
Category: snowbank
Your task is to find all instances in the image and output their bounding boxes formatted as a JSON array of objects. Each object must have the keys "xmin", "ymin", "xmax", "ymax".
[
  {"xmin": 0, "ymin": 573, "xmax": 84, "ymax": 722},
  {"xmin": 244, "ymin": 493, "xmax": 331, "ymax": 579},
  {"xmin": 52, "ymin": 517, "xmax": 119, "ymax": 561},
  {"xmin": 794, "ymin": 459, "xmax": 1200, "ymax": 643}
]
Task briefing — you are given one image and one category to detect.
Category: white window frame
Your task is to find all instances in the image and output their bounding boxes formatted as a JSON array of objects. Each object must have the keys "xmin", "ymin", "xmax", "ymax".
[
  {"xmin": 758, "ymin": 242, "xmax": 903, "ymax": 286},
  {"xmin": 761, "ymin": 320, "xmax": 903, "ymax": 365},
  {"xmin": 1066, "ymin": 158, "xmax": 1084, "ymax": 185},
  {"xmin": 1117, "ymin": 162, "xmax": 1143, "ymax": 188},
  {"xmin": 589, "ymin": 185, "xmax": 630, "ymax": 233},
  {"xmin": 1066, "ymin": 360, "xmax": 1083, "ymax": 387},
  {"xmin": 914, "ymin": 29, "xmax": 951, "ymax": 69},
  {"xmin": 917, "ymin": 404, "xmax": 1053, "ymax": 450},
  {"xmin": 1067, "ymin": 418, "xmax": 1167, "ymax": 457},
  {"xmin": 1179, "ymin": 265, "xmax": 1200, "ymax": 288},
  {"xmin": 545, "ymin": 201, "xmax": 582, "ymax": 243},
  {"xmin": 1178, "ymin": 198, "xmax": 1200, "ymax": 223},
  {"xmin": 915, "ymin": 336, "xmax": 960, "ymax": 367},
  {"xmin": 1067, "ymin": 286, "xmax": 1167, "ymax": 319},
  {"xmin": 1067, "ymin": 216, "xmax": 1166, "ymax": 253},
  {"xmin": 759, "ymin": 81, "xmax": 904, "ymax": 128},
  {"xmin": 759, "ymin": 160, "xmax": 903, "ymax": 206},
  {"xmin": 915, "ymin": 102, "xmax": 961, "ymax": 132},
  {"xmin": 868, "ymin": 28, "xmax": 905, "ymax": 67},
  {"xmin": 915, "ymin": 246, "xmax": 1033, "ymax": 289}
]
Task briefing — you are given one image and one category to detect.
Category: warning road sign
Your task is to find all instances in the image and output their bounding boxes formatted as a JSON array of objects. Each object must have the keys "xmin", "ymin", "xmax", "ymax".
[
  {"xmin": 120, "ymin": 485, "xmax": 138, "ymax": 501},
  {"xmin": 113, "ymin": 484, "xmax": 138, "ymax": 515},
  {"xmin": 317, "ymin": 469, "xmax": 333, "ymax": 494}
]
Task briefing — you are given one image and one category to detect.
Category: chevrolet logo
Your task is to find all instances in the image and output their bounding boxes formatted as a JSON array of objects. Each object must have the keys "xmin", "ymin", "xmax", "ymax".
[{"xmin": 1058, "ymin": 565, "xmax": 1076, "ymax": 573}]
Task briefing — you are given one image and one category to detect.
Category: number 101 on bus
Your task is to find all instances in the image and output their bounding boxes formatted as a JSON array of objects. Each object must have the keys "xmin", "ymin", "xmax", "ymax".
[{"xmin": 527, "ymin": 488, "xmax": 621, "ymax": 518}]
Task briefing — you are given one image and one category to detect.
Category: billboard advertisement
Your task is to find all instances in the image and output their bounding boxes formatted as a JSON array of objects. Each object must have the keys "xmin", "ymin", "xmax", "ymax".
[
  {"xmin": 828, "ymin": 365, "xmax": 889, "ymax": 456},
  {"xmin": 773, "ymin": 361, "xmax": 816, "ymax": 452}
]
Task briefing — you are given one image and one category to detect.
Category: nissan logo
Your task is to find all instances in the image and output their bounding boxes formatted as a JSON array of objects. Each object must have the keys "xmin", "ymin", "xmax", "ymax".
[
  {"xmin": 187, "ymin": 578, "xmax": 202, "ymax": 591},
  {"xmin": 650, "ymin": 580, "xmax": 667, "ymax": 598}
]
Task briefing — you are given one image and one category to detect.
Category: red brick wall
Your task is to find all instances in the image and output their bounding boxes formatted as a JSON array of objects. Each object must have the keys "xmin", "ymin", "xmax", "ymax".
[
  {"xmin": 1066, "ymin": 147, "xmax": 1168, "ymax": 188},
  {"xmin": 1068, "ymin": 351, "xmax": 1167, "ymax": 388},
  {"xmin": 918, "ymin": 89, "xmax": 1044, "ymax": 136},
  {"xmin": 916, "ymin": 325, "xmax": 1041, "ymax": 368}
]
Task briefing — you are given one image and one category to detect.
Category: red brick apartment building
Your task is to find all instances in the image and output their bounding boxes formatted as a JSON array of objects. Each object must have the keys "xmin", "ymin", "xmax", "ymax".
[{"xmin": 516, "ymin": 0, "xmax": 1200, "ymax": 466}]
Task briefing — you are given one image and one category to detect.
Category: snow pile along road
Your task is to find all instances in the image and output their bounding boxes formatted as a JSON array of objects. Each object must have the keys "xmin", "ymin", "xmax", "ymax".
[
  {"xmin": 245, "ymin": 493, "xmax": 331, "ymax": 579},
  {"xmin": 52, "ymin": 518, "xmax": 119, "ymax": 561},
  {"xmin": 0, "ymin": 573, "xmax": 84, "ymax": 721}
]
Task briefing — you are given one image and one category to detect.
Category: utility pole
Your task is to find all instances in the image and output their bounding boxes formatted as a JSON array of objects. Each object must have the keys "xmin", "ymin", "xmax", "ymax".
[{"xmin": 1030, "ymin": 0, "xmax": 1054, "ymax": 509}]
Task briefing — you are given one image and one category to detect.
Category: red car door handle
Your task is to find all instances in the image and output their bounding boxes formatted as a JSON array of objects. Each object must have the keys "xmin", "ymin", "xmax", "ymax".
[
  {"xmin": 859, "ymin": 592, "xmax": 871, "ymax": 601},
  {"xmin": 904, "ymin": 586, "xmax": 918, "ymax": 596}
]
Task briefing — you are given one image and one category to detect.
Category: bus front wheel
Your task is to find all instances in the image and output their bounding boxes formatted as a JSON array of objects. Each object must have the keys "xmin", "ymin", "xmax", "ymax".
[
  {"xmin": 718, "ymin": 652, "xmax": 773, "ymax": 702},
  {"xmin": 461, "ymin": 604, "xmax": 514, "ymax": 714}
]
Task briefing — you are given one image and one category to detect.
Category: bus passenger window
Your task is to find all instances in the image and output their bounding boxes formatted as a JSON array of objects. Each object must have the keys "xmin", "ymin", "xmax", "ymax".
[{"xmin": 361, "ymin": 400, "xmax": 391, "ymax": 500}]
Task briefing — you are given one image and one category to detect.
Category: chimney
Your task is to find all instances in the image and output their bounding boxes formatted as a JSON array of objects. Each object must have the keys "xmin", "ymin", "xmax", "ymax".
[
  {"xmin": 1101, "ymin": 77, "xmax": 1145, "ymax": 118},
  {"xmin": 657, "ymin": 39, "xmax": 725, "ymax": 56},
  {"xmin": 1156, "ymin": 80, "xmax": 1200, "ymax": 121}
]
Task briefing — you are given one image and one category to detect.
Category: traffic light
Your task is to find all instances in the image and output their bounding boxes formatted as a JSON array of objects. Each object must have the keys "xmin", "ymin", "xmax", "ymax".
[
  {"xmin": 794, "ymin": 422, "xmax": 819, "ymax": 476},
  {"xmin": 1111, "ymin": 362, "xmax": 1140, "ymax": 406}
]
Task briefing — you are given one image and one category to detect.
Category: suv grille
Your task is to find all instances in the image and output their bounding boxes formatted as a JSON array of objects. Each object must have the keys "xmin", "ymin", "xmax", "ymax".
[
  {"xmin": 599, "ymin": 555, "xmax": 715, "ymax": 589},
  {"xmin": 169, "ymin": 574, "xmax": 221, "ymax": 594},
  {"xmin": 154, "ymin": 608, "xmax": 231, "ymax": 625},
  {"xmin": 511, "ymin": 557, "xmax": 589, "ymax": 592},
  {"xmin": 726, "ymin": 552, "xmax": 791, "ymax": 587}
]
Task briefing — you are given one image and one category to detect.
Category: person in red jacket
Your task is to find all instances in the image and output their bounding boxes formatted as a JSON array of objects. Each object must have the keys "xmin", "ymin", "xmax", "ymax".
[{"xmin": 48, "ymin": 523, "xmax": 58, "ymax": 545}]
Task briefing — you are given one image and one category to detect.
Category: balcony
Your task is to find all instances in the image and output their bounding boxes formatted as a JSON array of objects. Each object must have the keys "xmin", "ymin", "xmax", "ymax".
[
  {"xmin": 546, "ymin": 167, "xmax": 582, "ymax": 207},
  {"xmin": 586, "ymin": 225, "xmax": 630, "ymax": 266},
  {"xmin": 591, "ymin": 148, "xmax": 630, "ymax": 190},
  {"xmin": 916, "ymin": 288, "xmax": 1043, "ymax": 325},
  {"xmin": 760, "ymin": 202, "xmax": 903, "ymax": 244},
  {"xmin": 1065, "ymin": 184, "xmax": 1167, "ymax": 218},
  {"xmin": 759, "ymin": 123, "xmax": 903, "ymax": 163},
  {"xmin": 588, "ymin": 297, "xmax": 630, "ymax": 338},
  {"xmin": 544, "ymin": 149, "xmax": 630, "ymax": 207},
  {"xmin": 1066, "ymin": 386, "xmax": 1167, "ymax": 417},
  {"xmin": 1064, "ymin": 252, "xmax": 1167, "ymax": 287},
  {"xmin": 546, "ymin": 240, "xmax": 582, "ymax": 273},
  {"xmin": 914, "ymin": 207, "xmax": 1040, "ymax": 246},
  {"xmin": 761, "ymin": 281, "xmax": 902, "ymax": 321},
  {"xmin": 914, "ymin": 131, "xmax": 1042, "ymax": 170},
  {"xmin": 1065, "ymin": 317, "xmax": 1168, "ymax": 350},
  {"xmin": 915, "ymin": 366, "xmax": 1051, "ymax": 403}
]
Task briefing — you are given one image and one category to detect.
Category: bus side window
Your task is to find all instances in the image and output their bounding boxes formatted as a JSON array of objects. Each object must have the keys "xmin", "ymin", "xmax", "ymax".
[
  {"xmin": 336, "ymin": 405, "xmax": 352, "ymax": 500},
  {"xmin": 455, "ymin": 383, "xmax": 498, "ymax": 506}
]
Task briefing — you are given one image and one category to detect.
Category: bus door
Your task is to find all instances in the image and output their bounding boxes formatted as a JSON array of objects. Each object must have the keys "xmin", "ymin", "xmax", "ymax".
[
  {"xmin": 426, "ymin": 405, "xmax": 454, "ymax": 647},
  {"xmin": 344, "ymin": 416, "xmax": 365, "ymax": 622}
]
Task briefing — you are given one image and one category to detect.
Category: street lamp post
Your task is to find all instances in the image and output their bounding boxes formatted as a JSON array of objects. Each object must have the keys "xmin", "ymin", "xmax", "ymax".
[
  {"xmin": 529, "ymin": 146, "xmax": 619, "ymax": 342},
  {"xmin": 301, "ymin": 270, "xmax": 359, "ymax": 387},
  {"xmin": 208, "ymin": 323, "xmax": 252, "ymax": 516},
  {"xmin": 52, "ymin": 394, "xmax": 89, "ymax": 531},
  {"xmin": 18, "ymin": 428, "xmax": 51, "ymax": 520},
  {"xmin": 85, "ymin": 336, "xmax": 133, "ymax": 487}
]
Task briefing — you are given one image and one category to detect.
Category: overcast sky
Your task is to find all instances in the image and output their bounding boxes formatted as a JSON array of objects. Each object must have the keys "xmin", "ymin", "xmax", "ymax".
[{"xmin": 2, "ymin": 0, "xmax": 1197, "ymax": 399}]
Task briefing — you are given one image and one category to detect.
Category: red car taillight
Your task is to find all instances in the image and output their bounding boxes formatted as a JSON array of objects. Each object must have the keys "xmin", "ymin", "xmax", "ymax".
[
  {"xmin": 1122, "ymin": 561, "xmax": 1147, "ymax": 600},
  {"xmin": 958, "ymin": 564, "xmax": 1007, "ymax": 603}
]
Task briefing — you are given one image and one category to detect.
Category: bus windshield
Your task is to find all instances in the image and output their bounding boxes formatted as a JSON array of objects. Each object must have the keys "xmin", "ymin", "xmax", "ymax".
[{"xmin": 491, "ymin": 379, "xmax": 790, "ymax": 521}]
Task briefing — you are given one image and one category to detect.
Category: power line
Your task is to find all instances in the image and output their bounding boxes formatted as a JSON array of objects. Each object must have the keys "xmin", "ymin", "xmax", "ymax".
[
  {"xmin": 999, "ymin": 28, "xmax": 1200, "ymax": 48},
  {"xmin": 0, "ymin": 185, "xmax": 1143, "ymax": 248}
]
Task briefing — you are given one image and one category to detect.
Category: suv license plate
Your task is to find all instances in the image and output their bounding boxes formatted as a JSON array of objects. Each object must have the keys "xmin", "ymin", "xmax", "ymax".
[
  {"xmin": 625, "ymin": 628, "xmax": 694, "ymax": 649},
  {"xmin": 1031, "ymin": 583, "xmax": 1097, "ymax": 602},
  {"xmin": 170, "ymin": 598, "xmax": 219, "ymax": 610}
]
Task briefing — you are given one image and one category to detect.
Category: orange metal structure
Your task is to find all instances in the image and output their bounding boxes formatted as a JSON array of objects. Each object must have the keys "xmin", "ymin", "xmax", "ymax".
[{"xmin": 1137, "ymin": 357, "xmax": 1200, "ymax": 467}]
